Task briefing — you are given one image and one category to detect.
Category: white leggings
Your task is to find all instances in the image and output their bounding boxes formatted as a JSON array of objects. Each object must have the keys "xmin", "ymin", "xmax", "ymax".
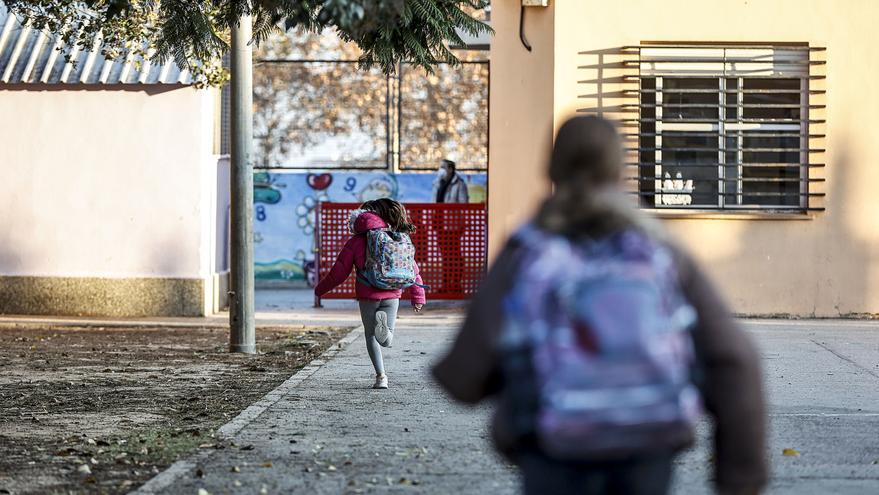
[{"xmin": 357, "ymin": 299, "xmax": 399, "ymax": 375}]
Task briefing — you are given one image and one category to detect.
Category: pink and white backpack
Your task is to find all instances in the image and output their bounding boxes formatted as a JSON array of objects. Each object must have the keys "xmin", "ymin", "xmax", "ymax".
[{"xmin": 357, "ymin": 228, "xmax": 423, "ymax": 291}]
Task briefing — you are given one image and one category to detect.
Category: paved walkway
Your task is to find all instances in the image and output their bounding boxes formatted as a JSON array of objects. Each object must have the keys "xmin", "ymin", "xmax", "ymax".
[
  {"xmin": 124, "ymin": 307, "xmax": 879, "ymax": 494},
  {"xmin": 136, "ymin": 310, "xmax": 518, "ymax": 494},
  {"xmin": 0, "ymin": 289, "xmax": 465, "ymax": 329},
  {"xmin": 675, "ymin": 320, "xmax": 879, "ymax": 494}
]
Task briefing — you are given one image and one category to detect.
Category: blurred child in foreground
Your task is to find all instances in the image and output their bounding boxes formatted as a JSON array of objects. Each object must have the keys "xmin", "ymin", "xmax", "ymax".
[{"xmin": 433, "ymin": 116, "xmax": 768, "ymax": 495}]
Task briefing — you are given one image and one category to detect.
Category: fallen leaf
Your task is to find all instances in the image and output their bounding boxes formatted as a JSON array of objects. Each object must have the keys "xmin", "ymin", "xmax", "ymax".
[
  {"xmin": 262, "ymin": 462, "xmax": 273, "ymax": 468},
  {"xmin": 783, "ymin": 448, "xmax": 800, "ymax": 457}
]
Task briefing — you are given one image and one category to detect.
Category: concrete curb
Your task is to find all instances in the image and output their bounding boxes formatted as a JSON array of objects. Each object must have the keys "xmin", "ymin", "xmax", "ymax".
[
  {"xmin": 0, "ymin": 314, "xmax": 363, "ymax": 330},
  {"xmin": 129, "ymin": 326, "xmax": 363, "ymax": 495},
  {"xmin": 0, "ymin": 315, "xmax": 230, "ymax": 329},
  {"xmin": 0, "ymin": 311, "xmax": 360, "ymax": 329}
]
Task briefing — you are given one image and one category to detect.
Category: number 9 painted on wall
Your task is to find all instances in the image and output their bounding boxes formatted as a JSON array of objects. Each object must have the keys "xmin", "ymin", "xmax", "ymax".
[{"xmin": 344, "ymin": 177, "xmax": 357, "ymax": 192}]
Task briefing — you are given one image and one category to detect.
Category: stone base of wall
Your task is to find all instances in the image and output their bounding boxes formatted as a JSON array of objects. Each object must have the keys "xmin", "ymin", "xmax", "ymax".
[{"xmin": 0, "ymin": 276, "xmax": 209, "ymax": 317}]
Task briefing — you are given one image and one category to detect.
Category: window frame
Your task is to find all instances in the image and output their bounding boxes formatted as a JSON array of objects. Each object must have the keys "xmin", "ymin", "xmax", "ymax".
[{"xmin": 637, "ymin": 46, "xmax": 815, "ymax": 213}]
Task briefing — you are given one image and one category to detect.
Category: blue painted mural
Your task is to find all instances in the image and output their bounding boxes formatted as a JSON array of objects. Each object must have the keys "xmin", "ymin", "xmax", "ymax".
[{"xmin": 253, "ymin": 171, "xmax": 487, "ymax": 283}]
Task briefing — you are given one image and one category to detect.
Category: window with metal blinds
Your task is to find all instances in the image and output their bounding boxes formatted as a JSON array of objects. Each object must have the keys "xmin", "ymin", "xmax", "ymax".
[{"xmin": 632, "ymin": 45, "xmax": 826, "ymax": 212}]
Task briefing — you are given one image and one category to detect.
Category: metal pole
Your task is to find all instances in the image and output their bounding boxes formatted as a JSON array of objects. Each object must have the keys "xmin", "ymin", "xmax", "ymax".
[
  {"xmin": 229, "ymin": 15, "xmax": 256, "ymax": 354},
  {"xmin": 314, "ymin": 201, "xmax": 323, "ymax": 308}
]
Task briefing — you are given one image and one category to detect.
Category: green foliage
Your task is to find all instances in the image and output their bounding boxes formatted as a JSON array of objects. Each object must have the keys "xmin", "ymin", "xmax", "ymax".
[{"xmin": 4, "ymin": 0, "xmax": 492, "ymax": 87}]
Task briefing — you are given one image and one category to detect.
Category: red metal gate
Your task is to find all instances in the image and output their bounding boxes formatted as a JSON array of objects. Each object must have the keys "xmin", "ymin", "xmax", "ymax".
[{"xmin": 316, "ymin": 202, "xmax": 488, "ymax": 302}]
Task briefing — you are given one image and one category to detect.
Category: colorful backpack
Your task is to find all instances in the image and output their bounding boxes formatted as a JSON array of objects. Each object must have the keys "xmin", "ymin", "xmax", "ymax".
[
  {"xmin": 500, "ymin": 224, "xmax": 701, "ymax": 460},
  {"xmin": 357, "ymin": 228, "xmax": 423, "ymax": 291}
]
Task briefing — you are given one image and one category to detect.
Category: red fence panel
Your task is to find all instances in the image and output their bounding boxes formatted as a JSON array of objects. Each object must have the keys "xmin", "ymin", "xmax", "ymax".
[{"xmin": 316, "ymin": 202, "xmax": 488, "ymax": 301}]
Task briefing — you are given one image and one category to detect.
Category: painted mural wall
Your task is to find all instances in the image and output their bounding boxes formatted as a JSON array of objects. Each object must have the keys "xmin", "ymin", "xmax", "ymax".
[{"xmin": 253, "ymin": 171, "xmax": 487, "ymax": 284}]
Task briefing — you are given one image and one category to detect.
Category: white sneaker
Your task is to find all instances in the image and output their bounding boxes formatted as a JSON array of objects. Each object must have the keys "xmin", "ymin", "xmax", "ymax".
[
  {"xmin": 373, "ymin": 374, "xmax": 388, "ymax": 389},
  {"xmin": 374, "ymin": 311, "xmax": 393, "ymax": 347}
]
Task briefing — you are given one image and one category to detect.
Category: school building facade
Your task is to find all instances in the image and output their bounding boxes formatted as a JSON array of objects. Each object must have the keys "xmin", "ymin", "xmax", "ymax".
[
  {"xmin": 489, "ymin": 1, "xmax": 879, "ymax": 317},
  {"xmin": 0, "ymin": 3, "xmax": 230, "ymax": 317}
]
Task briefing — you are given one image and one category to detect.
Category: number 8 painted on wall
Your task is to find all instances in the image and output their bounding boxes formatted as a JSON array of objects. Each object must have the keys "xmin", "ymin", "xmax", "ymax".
[{"xmin": 256, "ymin": 205, "xmax": 266, "ymax": 222}]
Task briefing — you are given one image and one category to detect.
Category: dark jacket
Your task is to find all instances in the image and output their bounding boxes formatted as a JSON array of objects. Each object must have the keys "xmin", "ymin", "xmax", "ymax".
[
  {"xmin": 432, "ymin": 172, "xmax": 469, "ymax": 204},
  {"xmin": 432, "ymin": 233, "xmax": 768, "ymax": 494}
]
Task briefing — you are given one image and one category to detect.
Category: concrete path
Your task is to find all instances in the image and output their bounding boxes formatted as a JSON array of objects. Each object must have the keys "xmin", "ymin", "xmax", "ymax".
[
  {"xmin": 676, "ymin": 319, "xmax": 879, "ymax": 495},
  {"xmin": 132, "ymin": 314, "xmax": 879, "ymax": 494},
  {"xmin": 136, "ymin": 310, "xmax": 518, "ymax": 495},
  {"xmin": 0, "ymin": 289, "xmax": 466, "ymax": 329}
]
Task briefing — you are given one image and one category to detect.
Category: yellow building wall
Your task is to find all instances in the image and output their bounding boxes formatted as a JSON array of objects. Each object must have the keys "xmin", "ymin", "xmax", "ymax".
[
  {"xmin": 491, "ymin": 0, "xmax": 879, "ymax": 316},
  {"xmin": 487, "ymin": 2, "xmax": 555, "ymax": 259}
]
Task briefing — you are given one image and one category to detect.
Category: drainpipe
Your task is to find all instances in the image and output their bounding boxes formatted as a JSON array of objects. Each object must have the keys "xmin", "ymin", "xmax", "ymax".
[{"xmin": 229, "ymin": 15, "xmax": 256, "ymax": 354}]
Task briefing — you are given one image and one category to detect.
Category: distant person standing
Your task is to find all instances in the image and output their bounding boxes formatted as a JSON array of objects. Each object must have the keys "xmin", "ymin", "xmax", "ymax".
[
  {"xmin": 433, "ymin": 159, "xmax": 469, "ymax": 294},
  {"xmin": 434, "ymin": 159, "xmax": 469, "ymax": 204}
]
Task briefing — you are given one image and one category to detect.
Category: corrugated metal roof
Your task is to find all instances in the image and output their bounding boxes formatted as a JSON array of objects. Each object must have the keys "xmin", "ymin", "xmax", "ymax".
[{"xmin": 0, "ymin": 3, "xmax": 192, "ymax": 85}]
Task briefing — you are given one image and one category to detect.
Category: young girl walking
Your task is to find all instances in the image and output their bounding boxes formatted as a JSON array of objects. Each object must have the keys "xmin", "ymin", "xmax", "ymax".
[
  {"xmin": 315, "ymin": 198, "xmax": 426, "ymax": 389},
  {"xmin": 433, "ymin": 116, "xmax": 767, "ymax": 495}
]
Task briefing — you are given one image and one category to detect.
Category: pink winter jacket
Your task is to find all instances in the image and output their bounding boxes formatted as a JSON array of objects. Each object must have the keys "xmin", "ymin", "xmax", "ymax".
[{"xmin": 314, "ymin": 211, "xmax": 427, "ymax": 305}]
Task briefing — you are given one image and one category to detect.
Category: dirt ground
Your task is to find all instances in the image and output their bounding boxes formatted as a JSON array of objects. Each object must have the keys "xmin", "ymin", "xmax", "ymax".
[{"xmin": 0, "ymin": 323, "xmax": 349, "ymax": 495}]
